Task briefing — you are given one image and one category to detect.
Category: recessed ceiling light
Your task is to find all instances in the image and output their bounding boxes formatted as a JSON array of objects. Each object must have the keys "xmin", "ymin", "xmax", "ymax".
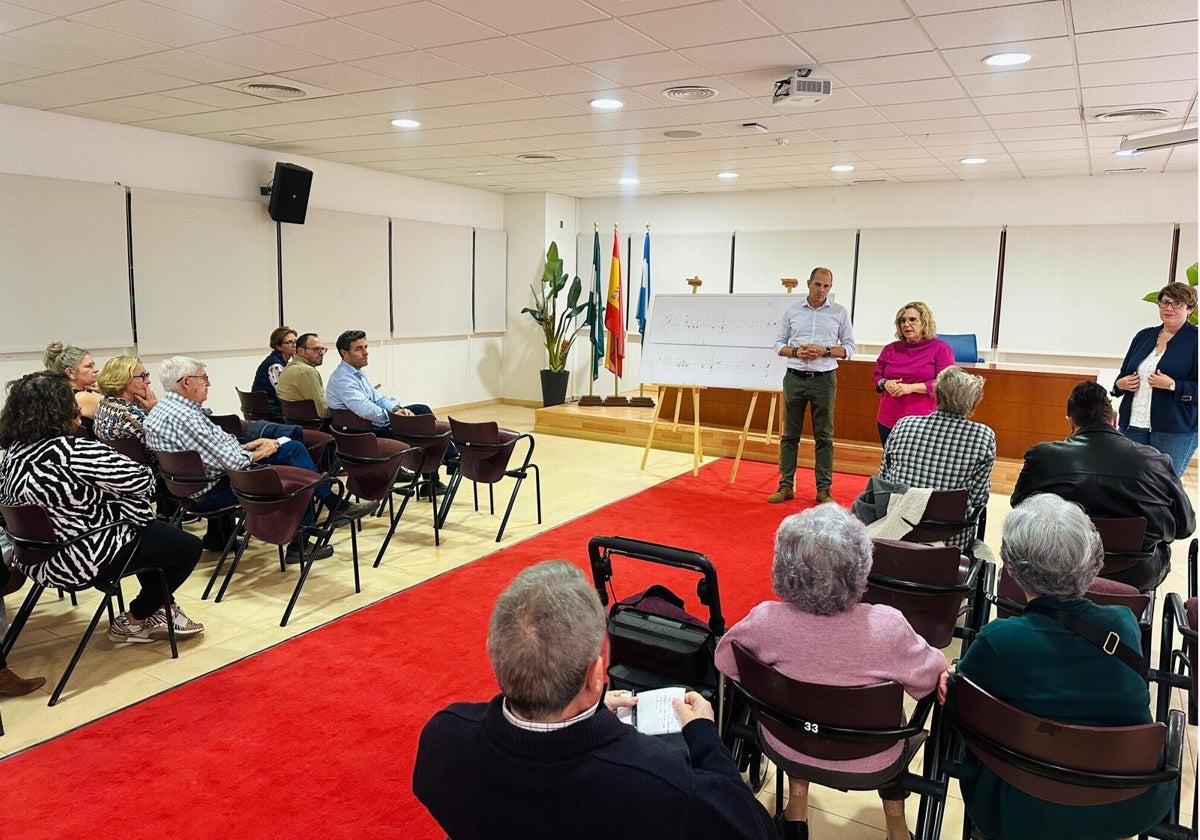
[
  {"xmin": 619, "ymin": 176, "xmax": 639, "ymax": 185},
  {"xmin": 983, "ymin": 52, "xmax": 1032, "ymax": 67},
  {"xmin": 1113, "ymin": 149, "xmax": 1144, "ymax": 157},
  {"xmin": 960, "ymin": 157, "xmax": 988, "ymax": 165},
  {"xmin": 716, "ymin": 171, "xmax": 739, "ymax": 179},
  {"xmin": 591, "ymin": 98, "xmax": 624, "ymax": 110},
  {"xmin": 663, "ymin": 129, "xmax": 703, "ymax": 139},
  {"xmin": 830, "ymin": 164, "xmax": 854, "ymax": 173},
  {"xmin": 471, "ymin": 170, "xmax": 489, "ymax": 175},
  {"xmin": 390, "ymin": 118, "xmax": 420, "ymax": 128}
]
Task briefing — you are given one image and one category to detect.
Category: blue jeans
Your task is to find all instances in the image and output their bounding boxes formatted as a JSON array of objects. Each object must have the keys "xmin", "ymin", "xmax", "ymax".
[{"xmin": 1120, "ymin": 426, "xmax": 1198, "ymax": 478}]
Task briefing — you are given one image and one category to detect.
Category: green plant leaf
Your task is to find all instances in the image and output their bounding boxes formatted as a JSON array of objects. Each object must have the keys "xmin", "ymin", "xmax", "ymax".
[
  {"xmin": 1187, "ymin": 262, "xmax": 1197, "ymax": 286},
  {"xmin": 1142, "ymin": 292, "xmax": 1159, "ymax": 304}
]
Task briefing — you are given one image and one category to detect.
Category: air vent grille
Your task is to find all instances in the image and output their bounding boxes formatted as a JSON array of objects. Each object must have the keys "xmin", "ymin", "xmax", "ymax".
[
  {"xmin": 239, "ymin": 82, "xmax": 306, "ymax": 100},
  {"xmin": 662, "ymin": 85, "xmax": 718, "ymax": 102}
]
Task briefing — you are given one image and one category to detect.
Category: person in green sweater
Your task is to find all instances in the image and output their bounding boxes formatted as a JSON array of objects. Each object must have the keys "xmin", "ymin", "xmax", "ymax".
[{"xmin": 942, "ymin": 493, "xmax": 1176, "ymax": 840}]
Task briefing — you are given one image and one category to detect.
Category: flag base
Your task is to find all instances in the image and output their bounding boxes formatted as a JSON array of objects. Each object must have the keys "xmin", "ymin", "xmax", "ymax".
[
  {"xmin": 602, "ymin": 395, "xmax": 631, "ymax": 407},
  {"xmin": 578, "ymin": 395, "xmax": 604, "ymax": 407},
  {"xmin": 629, "ymin": 396, "xmax": 656, "ymax": 408}
]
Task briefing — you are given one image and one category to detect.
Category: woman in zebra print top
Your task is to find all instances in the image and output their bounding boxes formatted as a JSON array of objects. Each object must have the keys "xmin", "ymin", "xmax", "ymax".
[{"xmin": 0, "ymin": 372, "xmax": 205, "ymax": 645}]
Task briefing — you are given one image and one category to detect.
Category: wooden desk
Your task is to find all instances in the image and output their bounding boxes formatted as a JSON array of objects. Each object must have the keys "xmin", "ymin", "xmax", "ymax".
[{"xmin": 658, "ymin": 360, "xmax": 1097, "ymax": 461}]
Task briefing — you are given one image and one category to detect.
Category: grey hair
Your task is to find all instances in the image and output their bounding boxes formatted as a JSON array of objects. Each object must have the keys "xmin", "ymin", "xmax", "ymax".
[
  {"xmin": 43, "ymin": 341, "xmax": 90, "ymax": 374},
  {"xmin": 159, "ymin": 356, "xmax": 205, "ymax": 394},
  {"xmin": 773, "ymin": 505, "xmax": 873, "ymax": 616},
  {"xmin": 487, "ymin": 560, "xmax": 606, "ymax": 720},
  {"xmin": 1001, "ymin": 493, "xmax": 1103, "ymax": 600},
  {"xmin": 934, "ymin": 366, "xmax": 985, "ymax": 416}
]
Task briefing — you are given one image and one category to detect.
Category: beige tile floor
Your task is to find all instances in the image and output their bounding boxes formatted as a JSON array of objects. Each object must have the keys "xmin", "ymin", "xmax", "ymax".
[{"xmin": 0, "ymin": 404, "xmax": 1195, "ymax": 837}]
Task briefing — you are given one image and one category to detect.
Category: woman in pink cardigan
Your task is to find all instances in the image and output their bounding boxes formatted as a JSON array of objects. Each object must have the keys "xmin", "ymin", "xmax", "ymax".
[
  {"xmin": 873, "ymin": 302, "xmax": 956, "ymax": 445},
  {"xmin": 716, "ymin": 505, "xmax": 947, "ymax": 840}
]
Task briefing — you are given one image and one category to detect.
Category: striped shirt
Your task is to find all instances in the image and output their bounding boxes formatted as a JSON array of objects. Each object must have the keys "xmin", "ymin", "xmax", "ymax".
[
  {"xmin": 879, "ymin": 411, "xmax": 996, "ymax": 550},
  {"xmin": 145, "ymin": 391, "xmax": 251, "ymax": 493},
  {"xmin": 0, "ymin": 436, "xmax": 154, "ymax": 588},
  {"xmin": 774, "ymin": 298, "xmax": 855, "ymax": 373}
]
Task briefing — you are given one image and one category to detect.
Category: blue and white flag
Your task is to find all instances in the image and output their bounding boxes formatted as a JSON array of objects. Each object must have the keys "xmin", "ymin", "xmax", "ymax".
[{"xmin": 635, "ymin": 229, "xmax": 651, "ymax": 336}]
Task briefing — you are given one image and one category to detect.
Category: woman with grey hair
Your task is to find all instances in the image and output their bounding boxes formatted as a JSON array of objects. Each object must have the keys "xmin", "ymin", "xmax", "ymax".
[
  {"xmin": 716, "ymin": 505, "xmax": 946, "ymax": 840},
  {"xmin": 43, "ymin": 340, "xmax": 102, "ymax": 418},
  {"xmin": 944, "ymin": 493, "xmax": 1176, "ymax": 840}
]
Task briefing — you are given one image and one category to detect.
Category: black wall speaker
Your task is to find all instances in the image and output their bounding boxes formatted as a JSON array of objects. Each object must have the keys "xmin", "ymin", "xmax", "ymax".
[{"xmin": 268, "ymin": 162, "xmax": 313, "ymax": 224}]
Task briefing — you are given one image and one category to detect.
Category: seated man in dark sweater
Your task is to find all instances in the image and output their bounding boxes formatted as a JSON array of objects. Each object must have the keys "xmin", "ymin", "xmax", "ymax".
[{"xmin": 413, "ymin": 560, "xmax": 775, "ymax": 840}]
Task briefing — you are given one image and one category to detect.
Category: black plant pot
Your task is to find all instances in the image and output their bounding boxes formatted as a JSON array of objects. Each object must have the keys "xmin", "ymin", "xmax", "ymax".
[{"xmin": 540, "ymin": 369, "xmax": 569, "ymax": 407}]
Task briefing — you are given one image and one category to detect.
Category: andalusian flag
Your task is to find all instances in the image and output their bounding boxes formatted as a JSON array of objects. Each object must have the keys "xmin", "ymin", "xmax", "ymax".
[
  {"xmin": 587, "ymin": 229, "xmax": 604, "ymax": 381},
  {"xmin": 636, "ymin": 229, "xmax": 651, "ymax": 336},
  {"xmin": 604, "ymin": 229, "xmax": 624, "ymax": 377}
]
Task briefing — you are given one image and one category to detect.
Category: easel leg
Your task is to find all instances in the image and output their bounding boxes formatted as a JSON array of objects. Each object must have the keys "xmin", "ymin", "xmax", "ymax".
[
  {"xmin": 731, "ymin": 391, "xmax": 760, "ymax": 484},
  {"xmin": 766, "ymin": 393, "xmax": 779, "ymax": 445},
  {"xmin": 691, "ymin": 387, "xmax": 702, "ymax": 476},
  {"xmin": 640, "ymin": 398, "xmax": 663, "ymax": 470},
  {"xmin": 671, "ymin": 388, "xmax": 683, "ymax": 431}
]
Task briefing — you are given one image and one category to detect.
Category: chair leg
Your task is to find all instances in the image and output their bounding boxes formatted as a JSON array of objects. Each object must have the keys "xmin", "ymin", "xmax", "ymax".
[
  {"xmin": 495, "ymin": 476, "xmax": 524, "ymax": 542},
  {"xmin": 214, "ymin": 531, "xmax": 253, "ymax": 603},
  {"xmin": 0, "ymin": 584, "xmax": 44, "ymax": 661},
  {"xmin": 373, "ymin": 491, "xmax": 412, "ymax": 568},
  {"xmin": 49, "ymin": 594, "xmax": 110, "ymax": 706},
  {"xmin": 201, "ymin": 520, "xmax": 244, "ymax": 600},
  {"xmin": 281, "ymin": 547, "xmax": 317, "ymax": 628},
  {"xmin": 435, "ymin": 470, "xmax": 463, "ymax": 531},
  {"xmin": 150, "ymin": 567, "xmax": 178, "ymax": 661},
  {"xmin": 349, "ymin": 521, "xmax": 360, "ymax": 594},
  {"xmin": 472, "ymin": 480, "xmax": 479, "ymax": 512}
]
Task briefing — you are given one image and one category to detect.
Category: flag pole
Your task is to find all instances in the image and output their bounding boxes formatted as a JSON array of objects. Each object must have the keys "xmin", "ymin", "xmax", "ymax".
[
  {"xmin": 602, "ymin": 222, "xmax": 630, "ymax": 406},
  {"xmin": 612, "ymin": 223, "xmax": 620, "ymax": 399},
  {"xmin": 629, "ymin": 221, "xmax": 656, "ymax": 408},
  {"xmin": 588, "ymin": 222, "xmax": 597, "ymax": 398}
]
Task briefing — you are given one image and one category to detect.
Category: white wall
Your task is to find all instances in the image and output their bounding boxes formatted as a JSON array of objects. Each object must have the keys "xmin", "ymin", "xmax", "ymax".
[{"xmin": 0, "ymin": 104, "xmax": 506, "ymax": 415}]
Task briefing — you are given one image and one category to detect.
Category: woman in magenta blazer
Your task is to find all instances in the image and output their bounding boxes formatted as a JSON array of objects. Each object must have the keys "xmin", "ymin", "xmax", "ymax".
[{"xmin": 873, "ymin": 301, "xmax": 956, "ymax": 445}]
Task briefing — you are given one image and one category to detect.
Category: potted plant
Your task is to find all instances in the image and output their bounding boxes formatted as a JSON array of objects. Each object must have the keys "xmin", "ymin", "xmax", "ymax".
[
  {"xmin": 1143, "ymin": 262, "xmax": 1198, "ymax": 325},
  {"xmin": 522, "ymin": 241, "xmax": 589, "ymax": 406}
]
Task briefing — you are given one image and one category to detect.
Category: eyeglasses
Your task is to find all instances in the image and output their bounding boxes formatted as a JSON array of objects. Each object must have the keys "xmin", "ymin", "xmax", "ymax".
[
  {"xmin": 1158, "ymin": 300, "xmax": 1187, "ymax": 310},
  {"xmin": 177, "ymin": 374, "xmax": 211, "ymax": 384},
  {"xmin": 132, "ymin": 372, "xmax": 152, "ymax": 381},
  {"xmin": 300, "ymin": 346, "xmax": 328, "ymax": 354},
  {"xmin": 898, "ymin": 316, "xmax": 922, "ymax": 324},
  {"xmin": 280, "ymin": 340, "xmax": 297, "ymax": 346}
]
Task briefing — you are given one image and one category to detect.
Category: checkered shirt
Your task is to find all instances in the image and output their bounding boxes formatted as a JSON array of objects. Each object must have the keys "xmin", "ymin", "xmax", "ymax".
[
  {"xmin": 879, "ymin": 410, "xmax": 996, "ymax": 550},
  {"xmin": 144, "ymin": 391, "xmax": 251, "ymax": 492}
]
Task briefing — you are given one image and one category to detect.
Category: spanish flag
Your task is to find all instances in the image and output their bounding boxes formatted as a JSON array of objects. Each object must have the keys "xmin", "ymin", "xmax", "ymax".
[{"xmin": 604, "ymin": 229, "xmax": 624, "ymax": 377}]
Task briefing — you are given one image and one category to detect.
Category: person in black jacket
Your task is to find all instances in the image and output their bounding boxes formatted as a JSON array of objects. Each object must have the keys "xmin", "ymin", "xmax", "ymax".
[
  {"xmin": 1011, "ymin": 381, "xmax": 1195, "ymax": 590},
  {"xmin": 412, "ymin": 560, "xmax": 775, "ymax": 840}
]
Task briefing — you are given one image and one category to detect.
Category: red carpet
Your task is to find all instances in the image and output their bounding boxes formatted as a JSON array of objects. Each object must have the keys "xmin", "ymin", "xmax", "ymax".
[{"xmin": 0, "ymin": 459, "xmax": 864, "ymax": 839}]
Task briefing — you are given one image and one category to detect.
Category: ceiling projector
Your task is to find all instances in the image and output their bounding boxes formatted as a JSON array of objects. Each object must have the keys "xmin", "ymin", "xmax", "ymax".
[{"xmin": 772, "ymin": 69, "xmax": 832, "ymax": 107}]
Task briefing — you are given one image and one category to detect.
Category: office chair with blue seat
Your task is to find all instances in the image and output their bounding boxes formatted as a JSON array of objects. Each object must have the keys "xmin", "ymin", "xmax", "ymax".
[{"xmin": 939, "ymin": 333, "xmax": 984, "ymax": 364}]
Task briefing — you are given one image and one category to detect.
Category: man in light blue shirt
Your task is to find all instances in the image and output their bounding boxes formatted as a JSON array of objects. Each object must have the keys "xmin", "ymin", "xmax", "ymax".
[
  {"xmin": 769, "ymin": 267, "xmax": 855, "ymax": 505},
  {"xmin": 326, "ymin": 330, "xmax": 456, "ymax": 494}
]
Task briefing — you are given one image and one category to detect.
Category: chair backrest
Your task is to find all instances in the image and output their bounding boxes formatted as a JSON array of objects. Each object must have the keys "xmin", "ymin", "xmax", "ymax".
[
  {"xmin": 940, "ymin": 333, "xmax": 982, "ymax": 364},
  {"xmin": 75, "ymin": 415, "xmax": 96, "ymax": 440},
  {"xmin": 331, "ymin": 430, "xmax": 411, "ymax": 502},
  {"xmin": 330, "ymin": 408, "xmax": 374, "ymax": 433},
  {"xmin": 448, "ymin": 417, "xmax": 520, "ymax": 484},
  {"xmin": 865, "ymin": 539, "xmax": 969, "ymax": 648},
  {"xmin": 994, "ymin": 566, "xmax": 1150, "ymax": 622},
  {"xmin": 227, "ymin": 466, "xmax": 319, "ymax": 545},
  {"xmin": 902, "ymin": 489, "xmax": 972, "ymax": 545},
  {"xmin": 0, "ymin": 503, "xmax": 60, "ymax": 567},
  {"xmin": 236, "ymin": 387, "xmax": 274, "ymax": 422},
  {"xmin": 1091, "ymin": 516, "xmax": 1152, "ymax": 577},
  {"xmin": 279, "ymin": 398, "xmax": 325, "ymax": 430},
  {"xmin": 731, "ymin": 641, "xmax": 908, "ymax": 762},
  {"xmin": 154, "ymin": 448, "xmax": 212, "ymax": 500},
  {"xmin": 208, "ymin": 413, "xmax": 246, "ymax": 439},
  {"xmin": 107, "ymin": 435, "xmax": 148, "ymax": 464},
  {"xmin": 389, "ymin": 413, "xmax": 452, "ymax": 469},
  {"xmin": 951, "ymin": 676, "xmax": 1170, "ymax": 806}
]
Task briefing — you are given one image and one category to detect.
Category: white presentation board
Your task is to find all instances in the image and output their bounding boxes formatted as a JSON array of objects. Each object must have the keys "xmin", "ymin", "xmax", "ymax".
[
  {"xmin": 473, "ymin": 228, "xmax": 507, "ymax": 334},
  {"xmin": 391, "ymin": 219, "xmax": 473, "ymax": 338},
  {"xmin": 639, "ymin": 293, "xmax": 796, "ymax": 389}
]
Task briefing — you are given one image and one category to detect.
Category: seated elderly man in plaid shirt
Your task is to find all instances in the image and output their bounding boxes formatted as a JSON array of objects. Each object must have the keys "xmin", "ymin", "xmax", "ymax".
[{"xmin": 877, "ymin": 366, "xmax": 996, "ymax": 554}]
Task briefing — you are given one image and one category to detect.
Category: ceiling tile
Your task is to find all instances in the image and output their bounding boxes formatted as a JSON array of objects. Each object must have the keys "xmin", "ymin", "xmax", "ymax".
[
  {"xmin": 975, "ymin": 88, "xmax": 1078, "ymax": 115},
  {"xmin": 0, "ymin": 58, "xmax": 43, "ymax": 84},
  {"xmin": 341, "ymin": 2, "xmax": 503, "ymax": 50},
  {"xmin": 895, "ymin": 115, "xmax": 992, "ymax": 134},
  {"xmin": 70, "ymin": 0, "xmax": 240, "ymax": 47},
  {"xmin": 430, "ymin": 0, "xmax": 607, "ymax": 35},
  {"xmin": 813, "ymin": 121, "xmax": 904, "ymax": 141},
  {"xmin": 791, "ymin": 19, "xmax": 934, "ymax": 63},
  {"xmin": 427, "ymin": 38, "xmax": 564, "ymax": 76},
  {"xmin": 144, "ymin": 0, "xmax": 323, "ymax": 33},
  {"xmin": 854, "ymin": 77, "xmax": 965, "ymax": 106},
  {"xmin": 53, "ymin": 98, "xmax": 171, "ymax": 122},
  {"xmin": 71, "ymin": 61, "xmax": 193, "ymax": 93},
  {"xmin": 621, "ymin": 0, "xmax": 775, "ymax": 49},
  {"xmin": 158, "ymin": 83, "xmax": 268, "ymax": 109},
  {"xmin": 582, "ymin": 51, "xmax": 707, "ymax": 87},
  {"xmin": 497, "ymin": 64, "xmax": 618, "ymax": 96},
  {"xmin": 1071, "ymin": 0, "xmax": 1197, "ymax": 34},
  {"xmin": 678, "ymin": 35, "xmax": 812, "ymax": 77},
  {"xmin": 919, "ymin": 1, "xmax": 1068, "ymax": 50},
  {"xmin": 16, "ymin": 68, "xmax": 141, "ymax": 100},
  {"xmin": 126, "ymin": 48, "xmax": 258, "ymax": 83},
  {"xmin": 993, "ymin": 124, "xmax": 1082, "ymax": 142},
  {"xmin": 959, "ymin": 65, "xmax": 1077, "ymax": 97},
  {"xmin": 907, "ymin": 0, "xmax": 1046, "ymax": 13},
  {"xmin": 913, "ymin": 130, "xmax": 998, "ymax": 147},
  {"xmin": 483, "ymin": 96, "xmax": 583, "ymax": 121},
  {"xmin": 420, "ymin": 75, "xmax": 540, "ymax": 103},
  {"xmin": 108, "ymin": 91, "xmax": 216, "ymax": 115},
  {"xmin": 824, "ymin": 52, "xmax": 949, "ymax": 87},
  {"xmin": 941, "ymin": 36, "xmax": 1074, "ymax": 75},
  {"xmin": 257, "ymin": 20, "xmax": 406, "ymax": 61},
  {"xmin": 1078, "ymin": 54, "xmax": 1198, "ymax": 88},
  {"xmin": 283, "ymin": 63, "xmax": 402, "ymax": 94},
  {"xmin": 0, "ymin": 80, "xmax": 94, "ymax": 108},
  {"xmin": 875, "ymin": 99, "xmax": 980, "ymax": 121},
  {"xmin": 742, "ymin": 0, "xmax": 910, "ymax": 31},
  {"xmin": 283, "ymin": 0, "xmax": 401, "ymax": 14},
  {"xmin": 353, "ymin": 51, "xmax": 478, "ymax": 86},
  {"xmin": 186, "ymin": 34, "xmax": 329, "ymax": 74},
  {"xmin": 0, "ymin": 2, "xmax": 52, "ymax": 33},
  {"xmin": 1082, "ymin": 80, "xmax": 1197, "ymax": 109},
  {"xmin": 518, "ymin": 19, "xmax": 664, "ymax": 63},
  {"xmin": 984, "ymin": 107, "xmax": 1079, "ymax": 129},
  {"xmin": 10, "ymin": 18, "xmax": 164, "ymax": 60},
  {"xmin": 0, "ymin": 35, "xmax": 97, "ymax": 71},
  {"xmin": 1074, "ymin": 22, "xmax": 1197, "ymax": 64},
  {"xmin": 328, "ymin": 86, "xmax": 463, "ymax": 117},
  {"xmin": 787, "ymin": 106, "xmax": 885, "ymax": 129}
]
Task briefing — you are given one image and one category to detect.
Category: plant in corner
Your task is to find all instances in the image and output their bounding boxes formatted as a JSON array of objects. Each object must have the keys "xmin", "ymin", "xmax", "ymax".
[
  {"xmin": 1143, "ymin": 261, "xmax": 1198, "ymax": 326},
  {"xmin": 522, "ymin": 241, "xmax": 589, "ymax": 406}
]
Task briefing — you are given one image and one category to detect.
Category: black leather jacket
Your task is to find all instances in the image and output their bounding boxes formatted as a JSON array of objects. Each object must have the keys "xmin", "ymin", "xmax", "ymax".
[{"xmin": 1011, "ymin": 423, "xmax": 1195, "ymax": 590}]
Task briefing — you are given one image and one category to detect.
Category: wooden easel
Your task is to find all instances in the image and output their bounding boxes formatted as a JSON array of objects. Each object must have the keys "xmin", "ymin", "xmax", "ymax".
[
  {"xmin": 641, "ymin": 384, "xmax": 705, "ymax": 476},
  {"xmin": 729, "ymin": 388, "xmax": 785, "ymax": 483}
]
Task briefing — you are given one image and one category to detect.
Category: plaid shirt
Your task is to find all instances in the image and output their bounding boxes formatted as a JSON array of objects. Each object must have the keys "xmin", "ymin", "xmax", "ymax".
[
  {"xmin": 879, "ymin": 411, "xmax": 996, "ymax": 549},
  {"xmin": 145, "ymin": 391, "xmax": 251, "ymax": 492}
]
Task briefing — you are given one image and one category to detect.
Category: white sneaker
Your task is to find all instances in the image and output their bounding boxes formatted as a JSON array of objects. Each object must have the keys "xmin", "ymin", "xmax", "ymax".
[
  {"xmin": 106, "ymin": 613, "xmax": 155, "ymax": 644},
  {"xmin": 147, "ymin": 604, "xmax": 205, "ymax": 640}
]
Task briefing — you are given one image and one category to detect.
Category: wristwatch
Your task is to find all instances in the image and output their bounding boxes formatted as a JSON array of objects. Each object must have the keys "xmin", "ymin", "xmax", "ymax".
[{"xmin": 822, "ymin": 346, "xmax": 832, "ymax": 358}]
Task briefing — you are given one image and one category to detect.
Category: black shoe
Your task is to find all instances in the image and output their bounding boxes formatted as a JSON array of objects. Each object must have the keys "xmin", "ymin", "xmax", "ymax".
[
  {"xmin": 331, "ymin": 499, "xmax": 378, "ymax": 521},
  {"xmin": 397, "ymin": 467, "xmax": 416, "ymax": 482},
  {"xmin": 284, "ymin": 542, "xmax": 335, "ymax": 565},
  {"xmin": 773, "ymin": 813, "xmax": 808, "ymax": 840},
  {"xmin": 417, "ymin": 478, "xmax": 448, "ymax": 499}
]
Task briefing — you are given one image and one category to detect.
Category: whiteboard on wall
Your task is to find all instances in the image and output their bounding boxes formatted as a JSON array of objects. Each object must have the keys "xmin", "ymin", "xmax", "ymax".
[
  {"xmin": 653, "ymin": 232, "xmax": 733, "ymax": 295},
  {"xmin": 0, "ymin": 173, "xmax": 131, "ymax": 352},
  {"xmin": 392, "ymin": 219, "xmax": 473, "ymax": 337},
  {"xmin": 639, "ymin": 293, "xmax": 794, "ymax": 389},
  {"xmin": 732, "ymin": 229, "xmax": 858, "ymax": 297},
  {"xmin": 1000, "ymin": 224, "xmax": 1176, "ymax": 356},
  {"xmin": 855, "ymin": 227, "xmax": 1000, "ymax": 346},
  {"xmin": 474, "ymin": 228, "xmax": 507, "ymax": 333},
  {"xmin": 132, "ymin": 189, "xmax": 277, "ymax": 355},
  {"xmin": 281, "ymin": 208, "xmax": 389, "ymax": 340}
]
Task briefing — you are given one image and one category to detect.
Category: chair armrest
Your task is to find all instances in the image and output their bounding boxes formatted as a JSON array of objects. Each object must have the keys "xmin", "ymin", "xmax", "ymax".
[{"xmin": 1163, "ymin": 709, "xmax": 1184, "ymax": 774}]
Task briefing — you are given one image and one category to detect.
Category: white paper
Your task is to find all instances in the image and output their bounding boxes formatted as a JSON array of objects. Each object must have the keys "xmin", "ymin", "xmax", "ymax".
[{"xmin": 616, "ymin": 686, "xmax": 687, "ymax": 736}]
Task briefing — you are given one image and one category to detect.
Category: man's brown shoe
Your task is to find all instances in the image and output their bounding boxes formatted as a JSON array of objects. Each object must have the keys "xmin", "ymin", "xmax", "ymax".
[
  {"xmin": 767, "ymin": 486, "xmax": 794, "ymax": 504},
  {"xmin": 816, "ymin": 489, "xmax": 835, "ymax": 505},
  {"xmin": 0, "ymin": 667, "xmax": 46, "ymax": 697}
]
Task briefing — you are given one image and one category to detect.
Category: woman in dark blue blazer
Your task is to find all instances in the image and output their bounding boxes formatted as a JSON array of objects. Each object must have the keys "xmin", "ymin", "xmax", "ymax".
[{"xmin": 1112, "ymin": 282, "xmax": 1197, "ymax": 477}]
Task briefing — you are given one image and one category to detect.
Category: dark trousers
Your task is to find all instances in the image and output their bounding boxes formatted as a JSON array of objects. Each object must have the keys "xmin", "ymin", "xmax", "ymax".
[
  {"xmin": 96, "ymin": 520, "xmax": 202, "ymax": 621},
  {"xmin": 878, "ymin": 422, "xmax": 892, "ymax": 447},
  {"xmin": 374, "ymin": 403, "xmax": 459, "ymax": 464},
  {"xmin": 779, "ymin": 371, "xmax": 836, "ymax": 491}
]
